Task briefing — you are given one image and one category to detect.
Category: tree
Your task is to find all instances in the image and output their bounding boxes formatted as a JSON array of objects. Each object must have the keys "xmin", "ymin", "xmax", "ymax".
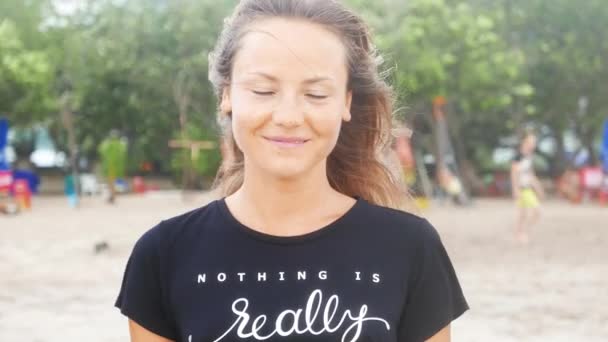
[
  {"xmin": 349, "ymin": 0, "xmax": 531, "ymax": 180},
  {"xmin": 513, "ymin": 0, "xmax": 608, "ymax": 170},
  {"xmin": 4, "ymin": 0, "xmax": 607, "ymax": 186},
  {"xmin": 0, "ymin": 19, "xmax": 55, "ymax": 126},
  {"xmin": 44, "ymin": 0, "xmax": 235, "ymax": 179}
]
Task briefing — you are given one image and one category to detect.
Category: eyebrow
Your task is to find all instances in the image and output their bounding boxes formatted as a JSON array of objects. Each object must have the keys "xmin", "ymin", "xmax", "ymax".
[{"xmin": 246, "ymin": 71, "xmax": 334, "ymax": 84}]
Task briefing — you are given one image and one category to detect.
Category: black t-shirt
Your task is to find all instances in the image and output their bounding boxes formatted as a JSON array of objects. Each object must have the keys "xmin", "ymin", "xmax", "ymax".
[{"xmin": 115, "ymin": 198, "xmax": 468, "ymax": 342}]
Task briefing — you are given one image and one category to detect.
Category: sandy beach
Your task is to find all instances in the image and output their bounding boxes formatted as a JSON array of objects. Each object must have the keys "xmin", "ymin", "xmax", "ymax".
[{"xmin": 1, "ymin": 193, "xmax": 606, "ymax": 341}]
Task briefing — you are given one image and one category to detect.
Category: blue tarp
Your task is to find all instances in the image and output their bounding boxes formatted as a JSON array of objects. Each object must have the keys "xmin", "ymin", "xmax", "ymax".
[
  {"xmin": 13, "ymin": 169, "xmax": 40, "ymax": 194},
  {"xmin": 602, "ymin": 118, "xmax": 608, "ymax": 172},
  {"xmin": 0, "ymin": 118, "xmax": 8, "ymax": 170}
]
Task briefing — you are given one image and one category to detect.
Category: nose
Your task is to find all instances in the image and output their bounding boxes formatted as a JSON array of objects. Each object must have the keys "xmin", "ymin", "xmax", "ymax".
[{"xmin": 272, "ymin": 92, "xmax": 304, "ymax": 128}]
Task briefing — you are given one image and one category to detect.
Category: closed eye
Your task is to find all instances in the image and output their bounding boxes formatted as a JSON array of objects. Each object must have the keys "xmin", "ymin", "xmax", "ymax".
[
  {"xmin": 306, "ymin": 94, "xmax": 328, "ymax": 100},
  {"xmin": 252, "ymin": 90, "xmax": 275, "ymax": 96}
]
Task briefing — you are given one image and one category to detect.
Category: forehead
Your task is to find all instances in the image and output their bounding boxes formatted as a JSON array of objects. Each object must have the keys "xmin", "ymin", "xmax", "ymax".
[{"xmin": 232, "ymin": 18, "xmax": 348, "ymax": 82}]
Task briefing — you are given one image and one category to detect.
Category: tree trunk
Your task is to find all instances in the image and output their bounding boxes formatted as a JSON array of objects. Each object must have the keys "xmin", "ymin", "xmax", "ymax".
[
  {"xmin": 173, "ymin": 71, "xmax": 193, "ymax": 196},
  {"xmin": 553, "ymin": 131, "xmax": 569, "ymax": 176}
]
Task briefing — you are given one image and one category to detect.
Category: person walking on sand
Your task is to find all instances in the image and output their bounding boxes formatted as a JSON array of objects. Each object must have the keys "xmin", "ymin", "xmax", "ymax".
[{"xmin": 511, "ymin": 131, "xmax": 545, "ymax": 244}]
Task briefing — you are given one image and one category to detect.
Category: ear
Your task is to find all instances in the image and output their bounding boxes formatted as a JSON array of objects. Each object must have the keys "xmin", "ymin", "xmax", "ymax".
[
  {"xmin": 220, "ymin": 87, "xmax": 232, "ymax": 115},
  {"xmin": 342, "ymin": 90, "xmax": 353, "ymax": 122}
]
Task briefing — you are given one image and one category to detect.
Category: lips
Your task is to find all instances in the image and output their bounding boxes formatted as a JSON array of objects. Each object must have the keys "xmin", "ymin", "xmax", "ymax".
[{"xmin": 263, "ymin": 136, "xmax": 310, "ymax": 147}]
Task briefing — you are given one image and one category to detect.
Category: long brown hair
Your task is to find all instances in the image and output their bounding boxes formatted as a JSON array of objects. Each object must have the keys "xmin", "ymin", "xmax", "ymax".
[{"xmin": 209, "ymin": 0, "xmax": 410, "ymax": 210}]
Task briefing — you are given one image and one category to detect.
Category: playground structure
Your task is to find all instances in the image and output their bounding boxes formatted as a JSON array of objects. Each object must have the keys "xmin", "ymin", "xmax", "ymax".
[
  {"xmin": 0, "ymin": 118, "xmax": 51, "ymax": 214},
  {"xmin": 0, "ymin": 170, "xmax": 18, "ymax": 215},
  {"xmin": 1, "ymin": 118, "xmax": 17, "ymax": 214},
  {"xmin": 0, "ymin": 118, "xmax": 164, "ymax": 213}
]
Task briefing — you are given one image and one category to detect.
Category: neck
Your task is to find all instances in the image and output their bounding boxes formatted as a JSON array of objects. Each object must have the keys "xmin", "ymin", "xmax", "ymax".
[{"xmin": 228, "ymin": 161, "xmax": 344, "ymax": 236}]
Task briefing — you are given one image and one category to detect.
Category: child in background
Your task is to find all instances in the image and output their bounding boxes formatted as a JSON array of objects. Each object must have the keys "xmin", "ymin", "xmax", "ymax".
[{"xmin": 511, "ymin": 131, "xmax": 545, "ymax": 244}]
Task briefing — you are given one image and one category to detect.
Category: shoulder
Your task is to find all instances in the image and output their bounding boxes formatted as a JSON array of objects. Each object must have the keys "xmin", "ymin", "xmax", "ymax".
[
  {"xmin": 161, "ymin": 200, "xmax": 220, "ymax": 231},
  {"xmin": 356, "ymin": 200, "xmax": 441, "ymax": 247},
  {"xmin": 132, "ymin": 200, "xmax": 221, "ymax": 255}
]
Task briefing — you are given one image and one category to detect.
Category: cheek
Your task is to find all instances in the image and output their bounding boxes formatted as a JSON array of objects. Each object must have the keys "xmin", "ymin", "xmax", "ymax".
[
  {"xmin": 230, "ymin": 92, "xmax": 269, "ymax": 146},
  {"xmin": 319, "ymin": 116, "xmax": 343, "ymax": 140},
  {"xmin": 231, "ymin": 114, "xmax": 259, "ymax": 153},
  {"xmin": 309, "ymin": 104, "xmax": 345, "ymax": 139}
]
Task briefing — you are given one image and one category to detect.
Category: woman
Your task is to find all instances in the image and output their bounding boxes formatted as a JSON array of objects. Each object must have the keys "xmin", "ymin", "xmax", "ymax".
[{"xmin": 115, "ymin": 1, "xmax": 468, "ymax": 341}]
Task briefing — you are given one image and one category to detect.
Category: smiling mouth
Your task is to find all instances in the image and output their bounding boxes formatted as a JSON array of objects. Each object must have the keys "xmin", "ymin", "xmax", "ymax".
[{"xmin": 263, "ymin": 136, "xmax": 310, "ymax": 147}]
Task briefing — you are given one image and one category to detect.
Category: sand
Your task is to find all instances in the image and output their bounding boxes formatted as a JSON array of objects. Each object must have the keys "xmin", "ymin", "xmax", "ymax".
[{"xmin": 1, "ymin": 193, "xmax": 606, "ymax": 341}]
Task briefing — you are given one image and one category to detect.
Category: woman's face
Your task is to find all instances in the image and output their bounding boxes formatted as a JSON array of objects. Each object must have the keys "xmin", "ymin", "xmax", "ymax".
[{"xmin": 222, "ymin": 18, "xmax": 352, "ymax": 181}]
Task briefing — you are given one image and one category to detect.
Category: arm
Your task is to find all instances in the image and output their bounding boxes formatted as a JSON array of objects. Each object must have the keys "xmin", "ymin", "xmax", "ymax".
[
  {"xmin": 398, "ymin": 221, "xmax": 468, "ymax": 342},
  {"xmin": 116, "ymin": 224, "xmax": 178, "ymax": 342},
  {"xmin": 510, "ymin": 162, "xmax": 521, "ymax": 199},
  {"xmin": 531, "ymin": 172, "xmax": 545, "ymax": 199},
  {"xmin": 426, "ymin": 325, "xmax": 450, "ymax": 342},
  {"xmin": 129, "ymin": 320, "xmax": 174, "ymax": 342}
]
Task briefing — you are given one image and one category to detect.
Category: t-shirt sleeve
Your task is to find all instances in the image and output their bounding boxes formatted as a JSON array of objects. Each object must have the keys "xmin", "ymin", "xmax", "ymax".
[
  {"xmin": 398, "ymin": 219, "xmax": 469, "ymax": 342},
  {"xmin": 115, "ymin": 222, "xmax": 177, "ymax": 340}
]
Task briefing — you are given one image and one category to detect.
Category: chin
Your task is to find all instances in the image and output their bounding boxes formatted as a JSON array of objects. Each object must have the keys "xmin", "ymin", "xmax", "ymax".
[
  {"xmin": 266, "ymin": 167, "xmax": 310, "ymax": 181},
  {"xmin": 257, "ymin": 160, "xmax": 318, "ymax": 181}
]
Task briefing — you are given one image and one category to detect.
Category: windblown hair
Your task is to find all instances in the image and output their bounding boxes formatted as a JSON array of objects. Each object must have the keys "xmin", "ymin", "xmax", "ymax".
[{"xmin": 209, "ymin": 0, "xmax": 410, "ymax": 210}]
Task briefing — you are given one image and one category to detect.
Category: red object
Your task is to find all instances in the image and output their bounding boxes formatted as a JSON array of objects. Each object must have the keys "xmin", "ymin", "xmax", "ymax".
[
  {"xmin": 600, "ymin": 173, "xmax": 608, "ymax": 206},
  {"xmin": 132, "ymin": 176, "xmax": 147, "ymax": 194},
  {"xmin": 599, "ymin": 190, "xmax": 608, "ymax": 205},
  {"xmin": 0, "ymin": 170, "xmax": 12, "ymax": 193},
  {"xmin": 579, "ymin": 167, "xmax": 603, "ymax": 190},
  {"xmin": 577, "ymin": 167, "xmax": 603, "ymax": 203},
  {"xmin": 140, "ymin": 161, "xmax": 153, "ymax": 172},
  {"xmin": 14, "ymin": 179, "xmax": 32, "ymax": 210}
]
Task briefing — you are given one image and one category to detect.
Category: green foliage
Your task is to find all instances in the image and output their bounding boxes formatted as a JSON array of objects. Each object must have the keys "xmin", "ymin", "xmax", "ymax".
[
  {"xmin": 45, "ymin": 0, "xmax": 236, "ymax": 178},
  {"xmin": 0, "ymin": 19, "xmax": 56, "ymax": 125},
  {"xmin": 348, "ymin": 0, "xmax": 532, "ymax": 166},
  {"xmin": 2, "ymin": 0, "xmax": 607, "ymax": 180},
  {"xmin": 513, "ymin": 0, "xmax": 608, "ymax": 161}
]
